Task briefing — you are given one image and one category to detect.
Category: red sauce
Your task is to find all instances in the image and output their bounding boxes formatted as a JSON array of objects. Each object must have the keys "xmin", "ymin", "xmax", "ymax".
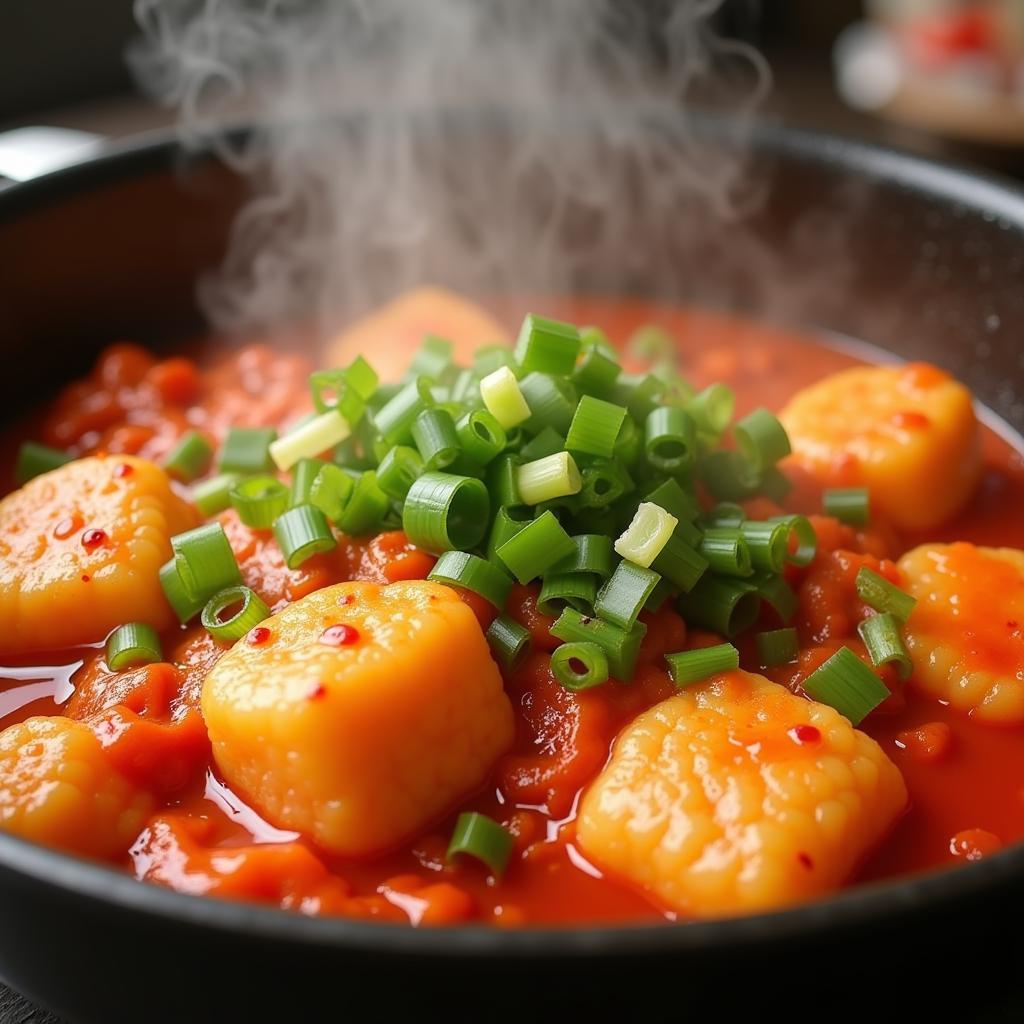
[{"xmin": 5, "ymin": 296, "xmax": 1024, "ymax": 926}]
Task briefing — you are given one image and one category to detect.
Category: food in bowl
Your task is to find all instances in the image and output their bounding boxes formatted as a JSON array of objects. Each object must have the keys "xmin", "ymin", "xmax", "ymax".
[{"xmin": 1, "ymin": 288, "xmax": 1021, "ymax": 926}]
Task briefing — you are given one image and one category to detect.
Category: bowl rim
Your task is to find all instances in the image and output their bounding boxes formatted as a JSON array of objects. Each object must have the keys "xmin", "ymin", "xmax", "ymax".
[{"xmin": 2, "ymin": 118, "xmax": 1024, "ymax": 957}]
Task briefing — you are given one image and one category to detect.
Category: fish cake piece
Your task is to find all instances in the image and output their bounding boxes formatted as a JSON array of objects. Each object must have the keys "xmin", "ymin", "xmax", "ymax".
[
  {"xmin": 577, "ymin": 670, "xmax": 907, "ymax": 917},
  {"xmin": 899, "ymin": 542, "xmax": 1024, "ymax": 722},
  {"xmin": 0, "ymin": 716, "xmax": 153, "ymax": 861},
  {"xmin": 203, "ymin": 580, "xmax": 514, "ymax": 857},
  {"xmin": 0, "ymin": 455, "xmax": 197, "ymax": 653},
  {"xmin": 325, "ymin": 287, "xmax": 509, "ymax": 382},
  {"xmin": 779, "ymin": 363, "xmax": 980, "ymax": 531}
]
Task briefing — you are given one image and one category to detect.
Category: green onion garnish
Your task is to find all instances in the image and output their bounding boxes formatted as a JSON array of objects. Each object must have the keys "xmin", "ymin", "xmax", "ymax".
[
  {"xmin": 566, "ymin": 396, "xmax": 627, "ymax": 459},
  {"xmin": 756, "ymin": 627, "xmax": 799, "ymax": 668},
  {"xmin": 480, "ymin": 366, "xmax": 531, "ymax": 429},
  {"xmin": 106, "ymin": 622, "xmax": 162, "ymax": 671},
  {"xmin": 486, "ymin": 506, "xmax": 531, "ymax": 561},
  {"xmin": 428, "ymin": 550, "xmax": 513, "ymax": 609},
  {"xmin": 518, "ymin": 426, "xmax": 566, "ymax": 463},
  {"xmin": 485, "ymin": 615, "xmax": 532, "ymax": 674},
  {"xmin": 14, "ymin": 441, "xmax": 72, "ymax": 484},
  {"xmin": 855, "ymin": 567, "xmax": 917, "ymax": 622},
  {"xmin": 614, "ymin": 502, "xmax": 678, "ymax": 568},
  {"xmin": 374, "ymin": 377, "xmax": 434, "ymax": 445},
  {"xmin": 409, "ymin": 334, "xmax": 454, "ymax": 380},
  {"xmin": 752, "ymin": 572, "xmax": 799, "ymax": 624},
  {"xmin": 403, "ymin": 472, "xmax": 490, "ymax": 554},
  {"xmin": 770, "ymin": 514, "xmax": 818, "ymax": 567},
  {"xmin": 514, "ymin": 313, "xmax": 581, "ymax": 376},
  {"xmin": 273, "ymin": 504, "xmax": 337, "ymax": 568},
  {"xmin": 496, "ymin": 511, "xmax": 576, "ymax": 584},
  {"xmin": 823, "ymin": 487, "xmax": 870, "ymax": 526},
  {"xmin": 666, "ymin": 643, "xmax": 739, "ymax": 688},
  {"xmin": 219, "ymin": 426, "xmax": 277, "ymax": 475},
  {"xmin": 309, "ymin": 463, "xmax": 355, "ymax": 523},
  {"xmin": 335, "ymin": 471, "xmax": 390, "ymax": 535},
  {"xmin": 594, "ymin": 560, "xmax": 660, "ymax": 630},
  {"xmin": 802, "ymin": 645, "xmax": 889, "ymax": 726},
  {"xmin": 537, "ymin": 572, "xmax": 598, "ymax": 617},
  {"xmin": 734, "ymin": 407, "xmax": 791, "ymax": 470},
  {"xmin": 650, "ymin": 530, "xmax": 708, "ymax": 592},
  {"xmin": 579, "ymin": 458, "xmax": 633, "ymax": 509},
  {"xmin": 699, "ymin": 527, "xmax": 753, "ymax": 578},
  {"xmin": 162, "ymin": 431, "xmax": 213, "ymax": 482},
  {"xmin": 572, "ymin": 338, "xmax": 621, "ymax": 398},
  {"xmin": 447, "ymin": 811, "xmax": 515, "ymax": 877},
  {"xmin": 201, "ymin": 585, "xmax": 271, "ymax": 643},
  {"xmin": 688, "ymin": 382, "xmax": 735, "ymax": 435},
  {"xmin": 740, "ymin": 520, "xmax": 790, "ymax": 574},
  {"xmin": 551, "ymin": 641, "xmax": 609, "ymax": 691},
  {"xmin": 455, "ymin": 410, "xmax": 506, "ymax": 467},
  {"xmin": 231, "ymin": 475, "xmax": 290, "ymax": 529},
  {"xmin": 550, "ymin": 607, "xmax": 646, "ymax": 682},
  {"xmin": 171, "ymin": 522, "xmax": 242, "ymax": 603},
  {"xmin": 516, "ymin": 452, "xmax": 582, "ymax": 506},
  {"xmin": 269, "ymin": 411, "xmax": 350, "ymax": 472},
  {"xmin": 676, "ymin": 575, "xmax": 760, "ymax": 637},
  {"xmin": 551, "ymin": 533, "xmax": 614, "ymax": 579},
  {"xmin": 376, "ymin": 445, "xmax": 424, "ymax": 501},
  {"xmin": 159, "ymin": 559, "xmax": 205, "ymax": 623},
  {"xmin": 289, "ymin": 458, "xmax": 325, "ymax": 508},
  {"xmin": 191, "ymin": 472, "xmax": 240, "ymax": 517},
  {"xmin": 411, "ymin": 407, "xmax": 461, "ymax": 472},
  {"xmin": 644, "ymin": 407, "xmax": 697, "ymax": 473},
  {"xmin": 858, "ymin": 612, "xmax": 912, "ymax": 681}
]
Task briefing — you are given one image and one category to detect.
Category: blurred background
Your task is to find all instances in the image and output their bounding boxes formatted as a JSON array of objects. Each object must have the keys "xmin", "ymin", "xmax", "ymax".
[{"xmin": 1, "ymin": 0, "xmax": 1023, "ymax": 184}]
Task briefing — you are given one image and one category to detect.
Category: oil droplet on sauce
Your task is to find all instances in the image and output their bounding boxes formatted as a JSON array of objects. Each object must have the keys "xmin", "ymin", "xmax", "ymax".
[{"xmin": 81, "ymin": 528, "xmax": 108, "ymax": 550}]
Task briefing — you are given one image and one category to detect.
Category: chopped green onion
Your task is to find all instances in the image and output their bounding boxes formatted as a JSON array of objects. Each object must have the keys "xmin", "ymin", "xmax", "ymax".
[
  {"xmin": 518, "ymin": 426, "xmax": 566, "ymax": 464},
  {"xmin": 613, "ymin": 415, "xmax": 642, "ymax": 466},
  {"xmin": 651, "ymin": 531, "xmax": 709, "ymax": 592},
  {"xmin": 455, "ymin": 410, "xmax": 506, "ymax": 466},
  {"xmin": 373, "ymin": 377, "xmax": 434, "ymax": 445},
  {"xmin": 855, "ymin": 567, "xmax": 917, "ymax": 622},
  {"xmin": 537, "ymin": 572, "xmax": 598, "ymax": 616},
  {"xmin": 551, "ymin": 534, "xmax": 614, "ymax": 579},
  {"xmin": 666, "ymin": 643, "xmax": 739, "ymax": 688},
  {"xmin": 700, "ymin": 450, "xmax": 761, "ymax": 501},
  {"xmin": 644, "ymin": 407, "xmax": 697, "ymax": 473},
  {"xmin": 428, "ymin": 550, "xmax": 513, "ymax": 609},
  {"xmin": 335, "ymin": 471, "xmax": 389, "ymax": 535},
  {"xmin": 642, "ymin": 478, "xmax": 700, "ymax": 525},
  {"xmin": 496, "ymin": 510, "xmax": 576, "ymax": 584},
  {"xmin": 643, "ymin": 576, "xmax": 677, "ymax": 613},
  {"xmin": 411, "ymin": 407, "xmax": 460, "ymax": 471},
  {"xmin": 273, "ymin": 504, "xmax": 337, "ymax": 568},
  {"xmin": 550, "ymin": 607, "xmax": 647, "ymax": 682},
  {"xmin": 219, "ymin": 426, "xmax": 277, "ymax": 475},
  {"xmin": 447, "ymin": 812, "xmax": 514, "ymax": 877},
  {"xmin": 480, "ymin": 366, "xmax": 531, "ymax": 429},
  {"xmin": 171, "ymin": 523, "xmax": 242, "ymax": 601},
  {"xmin": 516, "ymin": 452, "xmax": 582, "ymax": 506},
  {"xmin": 159, "ymin": 559, "xmax": 205, "ymax": 623},
  {"xmin": 230, "ymin": 475, "xmax": 290, "ymax": 529},
  {"xmin": 290, "ymin": 458, "xmax": 325, "ymax": 508},
  {"xmin": 740, "ymin": 520, "xmax": 790, "ymax": 573},
  {"xmin": 487, "ymin": 455, "xmax": 523, "ymax": 509},
  {"xmin": 688, "ymin": 383, "xmax": 735, "ymax": 435},
  {"xmin": 676, "ymin": 576, "xmax": 760, "ymax": 637},
  {"xmin": 514, "ymin": 313, "xmax": 581, "ymax": 376},
  {"xmin": 735, "ymin": 407, "xmax": 791, "ymax": 469},
  {"xmin": 486, "ymin": 506, "xmax": 531, "ymax": 561},
  {"xmin": 771, "ymin": 514, "xmax": 818, "ymax": 567},
  {"xmin": 579, "ymin": 458, "xmax": 634, "ymax": 509},
  {"xmin": 409, "ymin": 334, "xmax": 454, "ymax": 380},
  {"xmin": 551, "ymin": 641, "xmax": 609, "ymax": 691},
  {"xmin": 191, "ymin": 472, "xmax": 240, "ymax": 517},
  {"xmin": 518, "ymin": 372, "xmax": 577, "ymax": 435},
  {"xmin": 106, "ymin": 622, "xmax": 162, "ymax": 671},
  {"xmin": 752, "ymin": 572, "xmax": 799, "ymax": 624},
  {"xmin": 201, "ymin": 585, "xmax": 271, "ymax": 643},
  {"xmin": 704, "ymin": 502, "xmax": 745, "ymax": 529},
  {"xmin": 615, "ymin": 502, "xmax": 679, "ymax": 568},
  {"xmin": 802, "ymin": 645, "xmax": 889, "ymax": 725},
  {"xmin": 309, "ymin": 368, "xmax": 367, "ymax": 424},
  {"xmin": 824, "ymin": 487, "xmax": 870, "ymax": 526},
  {"xmin": 699, "ymin": 527, "xmax": 753, "ymax": 577},
  {"xmin": 269, "ymin": 411, "xmax": 349, "ymax": 472},
  {"xmin": 614, "ymin": 373, "xmax": 664, "ymax": 422},
  {"xmin": 162, "ymin": 431, "xmax": 212, "ymax": 482},
  {"xmin": 573, "ymin": 341, "xmax": 621, "ymax": 399},
  {"xmin": 760, "ymin": 466, "xmax": 793, "ymax": 503},
  {"xmin": 309, "ymin": 463, "xmax": 355, "ymax": 523},
  {"xmin": 756, "ymin": 627, "xmax": 799, "ymax": 668},
  {"xmin": 594, "ymin": 560, "xmax": 660, "ymax": 630},
  {"xmin": 376, "ymin": 445, "xmax": 424, "ymax": 500},
  {"xmin": 402, "ymin": 472, "xmax": 490, "ymax": 554},
  {"xmin": 486, "ymin": 614, "xmax": 532, "ymax": 674},
  {"xmin": 858, "ymin": 612, "xmax": 912, "ymax": 680},
  {"xmin": 14, "ymin": 442, "xmax": 72, "ymax": 484},
  {"xmin": 566, "ymin": 396, "xmax": 627, "ymax": 459},
  {"xmin": 474, "ymin": 345, "xmax": 515, "ymax": 377}
]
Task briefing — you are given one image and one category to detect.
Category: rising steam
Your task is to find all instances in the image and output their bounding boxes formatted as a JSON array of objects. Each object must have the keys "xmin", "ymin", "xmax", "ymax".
[{"xmin": 130, "ymin": 0, "xmax": 770, "ymax": 337}]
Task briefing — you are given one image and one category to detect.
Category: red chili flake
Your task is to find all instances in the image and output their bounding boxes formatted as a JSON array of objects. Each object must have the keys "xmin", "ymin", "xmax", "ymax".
[
  {"xmin": 113, "ymin": 463, "xmax": 134, "ymax": 478},
  {"xmin": 246, "ymin": 626, "xmax": 272, "ymax": 646},
  {"xmin": 319, "ymin": 623, "xmax": 360, "ymax": 647},
  {"xmin": 81, "ymin": 528, "xmax": 108, "ymax": 550},
  {"xmin": 797, "ymin": 852, "xmax": 814, "ymax": 870},
  {"xmin": 789, "ymin": 724, "xmax": 821, "ymax": 745},
  {"xmin": 81, "ymin": 574, "xmax": 91, "ymax": 583},
  {"xmin": 308, "ymin": 684, "xmax": 327, "ymax": 700}
]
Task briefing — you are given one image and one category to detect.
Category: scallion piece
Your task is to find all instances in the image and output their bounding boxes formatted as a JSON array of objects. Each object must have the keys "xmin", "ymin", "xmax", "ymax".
[
  {"xmin": 230, "ymin": 475, "xmax": 289, "ymax": 529},
  {"xmin": 855, "ymin": 567, "xmax": 917, "ymax": 622},
  {"xmin": 191, "ymin": 472, "xmax": 240, "ymax": 517},
  {"xmin": 594, "ymin": 560, "xmax": 660, "ymax": 630},
  {"xmin": 486, "ymin": 614, "xmax": 532, "ymax": 674},
  {"xmin": 518, "ymin": 372, "xmax": 577, "ymax": 435},
  {"xmin": 486, "ymin": 506, "xmax": 531, "ymax": 561},
  {"xmin": 409, "ymin": 334, "xmax": 454, "ymax": 380},
  {"xmin": 613, "ymin": 415, "xmax": 642, "ymax": 466},
  {"xmin": 666, "ymin": 643, "xmax": 739, "ymax": 688},
  {"xmin": 309, "ymin": 463, "xmax": 355, "ymax": 523},
  {"xmin": 824, "ymin": 487, "xmax": 870, "ymax": 526},
  {"xmin": 802, "ymin": 646, "xmax": 889, "ymax": 726},
  {"xmin": 551, "ymin": 534, "xmax": 614, "ymax": 579},
  {"xmin": 537, "ymin": 572, "xmax": 598, "ymax": 616},
  {"xmin": 106, "ymin": 622, "xmax": 162, "ymax": 671},
  {"xmin": 447, "ymin": 812, "xmax": 514, "ymax": 877},
  {"xmin": 455, "ymin": 410, "xmax": 506, "ymax": 466},
  {"xmin": 644, "ymin": 407, "xmax": 697, "ymax": 473},
  {"xmin": 551, "ymin": 641, "xmax": 609, "ymax": 691},
  {"xmin": 573, "ymin": 341, "xmax": 621, "ymax": 398},
  {"xmin": 402, "ymin": 472, "xmax": 490, "ymax": 554},
  {"xmin": 273, "ymin": 504, "xmax": 337, "ymax": 568},
  {"xmin": 411, "ymin": 407, "xmax": 461, "ymax": 471},
  {"xmin": 676, "ymin": 576, "xmax": 760, "ymax": 637},
  {"xmin": 614, "ymin": 502, "xmax": 679, "ymax": 568},
  {"xmin": 514, "ymin": 313, "xmax": 581, "ymax": 376},
  {"xmin": 159, "ymin": 559, "xmax": 205, "ymax": 623},
  {"xmin": 374, "ymin": 377, "xmax": 435, "ymax": 445},
  {"xmin": 752, "ymin": 572, "xmax": 799, "ymax": 624},
  {"xmin": 735, "ymin": 407, "xmax": 791, "ymax": 469},
  {"xmin": 269, "ymin": 411, "xmax": 350, "ymax": 472},
  {"xmin": 688, "ymin": 383, "xmax": 735, "ymax": 435},
  {"xmin": 428, "ymin": 550, "xmax": 513, "ymax": 609},
  {"xmin": 289, "ymin": 458, "xmax": 324, "ymax": 508},
  {"xmin": 858, "ymin": 612, "xmax": 912, "ymax": 680},
  {"xmin": 496, "ymin": 510, "xmax": 576, "ymax": 584},
  {"xmin": 376, "ymin": 445, "xmax": 424, "ymax": 500},
  {"xmin": 550, "ymin": 607, "xmax": 646, "ymax": 682},
  {"xmin": 756, "ymin": 627, "xmax": 799, "ymax": 668},
  {"xmin": 700, "ymin": 450, "xmax": 761, "ymax": 501},
  {"xmin": 335, "ymin": 471, "xmax": 389, "ymax": 535},
  {"xmin": 162, "ymin": 431, "xmax": 213, "ymax": 482},
  {"xmin": 487, "ymin": 455, "xmax": 523, "ymax": 509},
  {"xmin": 565, "ymin": 396, "xmax": 627, "ymax": 460},
  {"xmin": 201, "ymin": 585, "xmax": 271, "ymax": 643},
  {"xmin": 579, "ymin": 458, "xmax": 634, "ymax": 509},
  {"xmin": 760, "ymin": 465, "xmax": 793, "ymax": 503},
  {"xmin": 14, "ymin": 441, "xmax": 72, "ymax": 484},
  {"xmin": 473, "ymin": 345, "xmax": 515, "ymax": 377},
  {"xmin": 704, "ymin": 502, "xmax": 745, "ymax": 529},
  {"xmin": 518, "ymin": 426, "xmax": 567, "ymax": 464},
  {"xmin": 740, "ymin": 520, "xmax": 790, "ymax": 574},
  {"xmin": 770, "ymin": 514, "xmax": 818, "ymax": 568},
  {"xmin": 651, "ymin": 531, "xmax": 709, "ymax": 592},
  {"xmin": 699, "ymin": 527, "xmax": 753, "ymax": 577},
  {"xmin": 171, "ymin": 523, "xmax": 242, "ymax": 601},
  {"xmin": 480, "ymin": 366, "xmax": 531, "ymax": 429},
  {"xmin": 219, "ymin": 426, "xmax": 277, "ymax": 475},
  {"xmin": 643, "ymin": 478, "xmax": 700, "ymax": 525},
  {"xmin": 614, "ymin": 373, "xmax": 664, "ymax": 422},
  {"xmin": 516, "ymin": 452, "xmax": 582, "ymax": 506}
]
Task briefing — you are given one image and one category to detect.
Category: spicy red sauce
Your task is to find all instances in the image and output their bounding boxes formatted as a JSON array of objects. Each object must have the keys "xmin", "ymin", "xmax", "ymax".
[{"xmin": 4, "ymin": 296, "xmax": 1024, "ymax": 926}]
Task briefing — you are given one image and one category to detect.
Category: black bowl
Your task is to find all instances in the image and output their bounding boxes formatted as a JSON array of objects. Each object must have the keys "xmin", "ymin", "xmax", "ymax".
[{"xmin": 2, "ymin": 122, "xmax": 1024, "ymax": 1023}]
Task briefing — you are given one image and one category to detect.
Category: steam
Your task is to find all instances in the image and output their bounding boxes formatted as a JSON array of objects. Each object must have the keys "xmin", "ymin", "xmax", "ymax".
[{"xmin": 130, "ymin": 0, "xmax": 770, "ymax": 338}]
